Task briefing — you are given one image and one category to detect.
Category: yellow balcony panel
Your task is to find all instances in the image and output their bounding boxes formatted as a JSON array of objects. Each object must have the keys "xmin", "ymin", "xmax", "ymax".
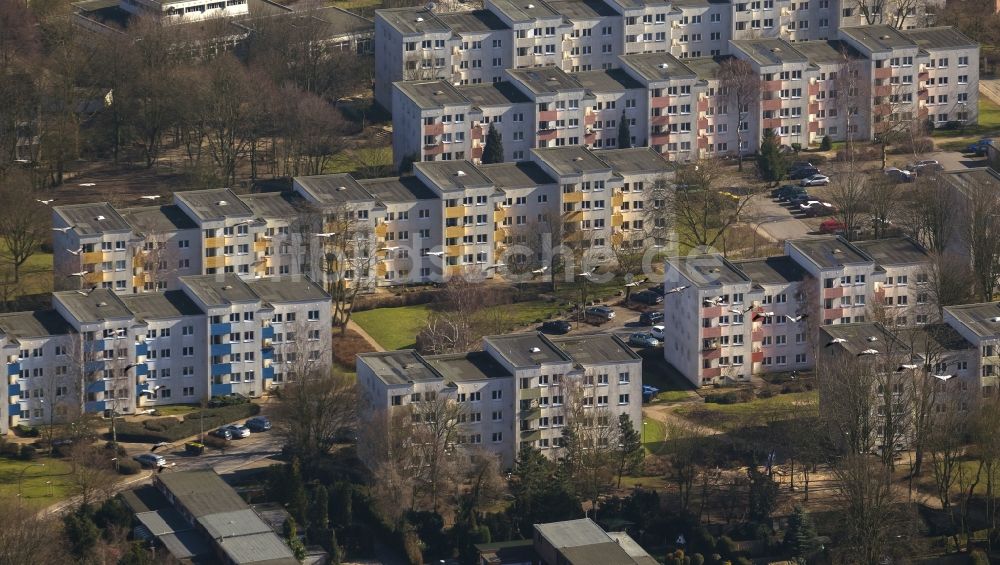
[
  {"xmin": 83, "ymin": 272, "xmax": 103, "ymax": 285},
  {"xmin": 493, "ymin": 209, "xmax": 505, "ymax": 222},
  {"xmin": 375, "ymin": 224, "xmax": 388, "ymax": 237},
  {"xmin": 563, "ymin": 210, "xmax": 583, "ymax": 222},
  {"xmin": 562, "ymin": 191, "xmax": 584, "ymax": 204},
  {"xmin": 376, "ymin": 262, "xmax": 387, "ymax": 276},
  {"xmin": 612, "ymin": 193, "xmax": 624, "ymax": 208},
  {"xmin": 446, "ymin": 245, "xmax": 462, "ymax": 256},
  {"xmin": 82, "ymin": 251, "xmax": 104, "ymax": 264},
  {"xmin": 445, "ymin": 225, "xmax": 464, "ymax": 238},
  {"xmin": 612, "ymin": 213, "xmax": 624, "ymax": 227},
  {"xmin": 204, "ymin": 237, "xmax": 224, "ymax": 248},
  {"xmin": 445, "ymin": 206, "xmax": 466, "ymax": 219},
  {"xmin": 495, "ymin": 229, "xmax": 505, "ymax": 241},
  {"xmin": 204, "ymin": 255, "xmax": 225, "ymax": 269},
  {"xmin": 132, "ymin": 275, "xmax": 144, "ymax": 287},
  {"xmin": 253, "ymin": 241, "xmax": 267, "ymax": 252}
]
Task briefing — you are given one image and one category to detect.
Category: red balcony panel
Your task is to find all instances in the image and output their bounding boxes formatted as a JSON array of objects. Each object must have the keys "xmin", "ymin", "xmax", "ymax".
[
  {"xmin": 698, "ymin": 98, "xmax": 709, "ymax": 112},
  {"xmin": 651, "ymin": 96, "xmax": 670, "ymax": 109},
  {"xmin": 424, "ymin": 144, "xmax": 444, "ymax": 155},
  {"xmin": 809, "ymin": 121, "xmax": 819, "ymax": 132},
  {"xmin": 824, "ymin": 286, "xmax": 845, "ymax": 299},
  {"xmin": 825, "ymin": 308, "xmax": 844, "ymax": 319},
  {"xmin": 472, "ymin": 147, "xmax": 483, "ymax": 159},
  {"xmin": 585, "ymin": 113, "xmax": 596, "ymax": 125},
  {"xmin": 538, "ymin": 110, "xmax": 558, "ymax": 121},
  {"xmin": 538, "ymin": 129, "xmax": 558, "ymax": 141},
  {"xmin": 763, "ymin": 118, "xmax": 782, "ymax": 130},
  {"xmin": 762, "ymin": 80, "xmax": 781, "ymax": 90},
  {"xmin": 808, "ymin": 83, "xmax": 820, "ymax": 95},
  {"xmin": 808, "ymin": 103, "xmax": 819, "ymax": 114},
  {"xmin": 702, "ymin": 367, "xmax": 722, "ymax": 379},
  {"xmin": 874, "ymin": 67, "xmax": 892, "ymax": 80},
  {"xmin": 651, "ymin": 132, "xmax": 670, "ymax": 145},
  {"xmin": 762, "ymin": 98, "xmax": 782, "ymax": 111},
  {"xmin": 698, "ymin": 136, "xmax": 708, "ymax": 149},
  {"xmin": 751, "ymin": 350, "xmax": 764, "ymax": 363},
  {"xmin": 702, "ymin": 326, "xmax": 723, "ymax": 338},
  {"xmin": 751, "ymin": 329, "xmax": 764, "ymax": 341},
  {"xmin": 651, "ymin": 115, "xmax": 670, "ymax": 126},
  {"xmin": 702, "ymin": 306, "xmax": 724, "ymax": 317},
  {"xmin": 703, "ymin": 347, "xmax": 722, "ymax": 359},
  {"xmin": 424, "ymin": 122, "xmax": 444, "ymax": 135},
  {"xmin": 697, "ymin": 117, "xmax": 709, "ymax": 129}
]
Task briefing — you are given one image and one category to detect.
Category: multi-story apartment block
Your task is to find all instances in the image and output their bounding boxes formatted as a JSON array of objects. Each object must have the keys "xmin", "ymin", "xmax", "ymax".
[
  {"xmin": 663, "ymin": 235, "xmax": 934, "ymax": 386},
  {"xmin": 384, "ymin": 0, "xmax": 979, "ymax": 163},
  {"xmin": 944, "ymin": 303, "xmax": 1000, "ymax": 398},
  {"xmin": 0, "ymin": 275, "xmax": 331, "ymax": 434},
  {"xmin": 54, "ymin": 147, "xmax": 671, "ymax": 292},
  {"xmin": 358, "ymin": 332, "xmax": 642, "ymax": 468}
]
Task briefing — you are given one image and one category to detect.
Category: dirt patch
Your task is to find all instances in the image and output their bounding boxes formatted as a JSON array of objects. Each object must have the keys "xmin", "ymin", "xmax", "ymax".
[{"xmin": 332, "ymin": 328, "xmax": 376, "ymax": 370}]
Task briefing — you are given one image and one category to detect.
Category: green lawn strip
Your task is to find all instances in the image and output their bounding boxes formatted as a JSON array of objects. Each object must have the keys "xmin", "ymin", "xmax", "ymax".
[
  {"xmin": 0, "ymin": 456, "xmax": 73, "ymax": 509},
  {"xmin": 150, "ymin": 404, "xmax": 200, "ymax": 417},
  {"xmin": 640, "ymin": 416, "xmax": 668, "ymax": 455},
  {"xmin": 352, "ymin": 304, "xmax": 431, "ymax": 350},
  {"xmin": 673, "ymin": 391, "xmax": 818, "ymax": 431},
  {"xmin": 931, "ymin": 97, "xmax": 1000, "ymax": 141}
]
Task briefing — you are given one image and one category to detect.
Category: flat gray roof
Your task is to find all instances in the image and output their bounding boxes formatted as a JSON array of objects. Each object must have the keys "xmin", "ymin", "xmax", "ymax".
[
  {"xmin": 939, "ymin": 168, "xmax": 1000, "ymax": 196},
  {"xmin": 733, "ymin": 256, "xmax": 807, "ymax": 285},
  {"xmin": 436, "ymin": 10, "xmax": 508, "ymax": 33},
  {"xmin": 217, "ymin": 532, "xmax": 298, "ymax": 564},
  {"xmin": 945, "ymin": 303, "xmax": 1000, "ymax": 338},
  {"xmin": 479, "ymin": 161, "xmax": 556, "ymax": 188},
  {"xmin": 730, "ymin": 38, "xmax": 808, "ymax": 66},
  {"xmin": 54, "ymin": 289, "xmax": 134, "ymax": 323},
  {"xmin": 853, "ymin": 237, "xmax": 929, "ymax": 266},
  {"xmin": 295, "ymin": 173, "xmax": 374, "ymax": 205},
  {"xmin": 157, "ymin": 471, "xmax": 248, "ymax": 518},
  {"xmin": 900, "ymin": 323, "xmax": 973, "ymax": 353},
  {"xmin": 240, "ymin": 192, "xmax": 307, "ymax": 219},
  {"xmin": 198, "ymin": 509, "xmax": 273, "ymax": 540},
  {"xmin": 245, "ymin": 277, "xmax": 329, "ymax": 304},
  {"xmin": 423, "ymin": 351, "xmax": 513, "ymax": 383},
  {"xmin": 358, "ymin": 350, "xmax": 441, "ymax": 386},
  {"xmin": 54, "ymin": 203, "xmax": 132, "ymax": 236},
  {"xmin": 840, "ymin": 25, "xmax": 917, "ymax": 53},
  {"xmin": 547, "ymin": 0, "xmax": 619, "ymax": 19},
  {"xmin": 793, "ymin": 39, "xmax": 860, "ymax": 64},
  {"xmin": 531, "ymin": 146, "xmax": 612, "ymax": 176},
  {"xmin": 666, "ymin": 254, "xmax": 751, "ymax": 288},
  {"xmin": 301, "ymin": 6, "xmax": 374, "ymax": 37},
  {"xmin": 607, "ymin": 0, "xmax": 672, "ymax": 8},
  {"xmin": 358, "ymin": 176, "xmax": 438, "ymax": 202},
  {"xmin": 571, "ymin": 68, "xmax": 645, "ymax": 92},
  {"xmin": 787, "ymin": 236, "xmax": 873, "ymax": 269},
  {"xmin": 121, "ymin": 291, "xmax": 203, "ymax": 321},
  {"xmin": 179, "ymin": 274, "xmax": 259, "ymax": 307},
  {"xmin": 594, "ymin": 148, "xmax": 672, "ymax": 175},
  {"xmin": 681, "ymin": 56, "xmax": 728, "ymax": 80},
  {"xmin": 459, "ymin": 81, "xmax": 532, "ymax": 106},
  {"xmin": 619, "ymin": 52, "xmax": 697, "ymax": 81},
  {"xmin": 488, "ymin": 0, "xmax": 561, "ymax": 21},
  {"xmin": 507, "ymin": 67, "xmax": 584, "ymax": 95},
  {"xmin": 536, "ymin": 519, "xmax": 613, "ymax": 549},
  {"xmin": 175, "ymin": 189, "xmax": 254, "ymax": 222},
  {"xmin": 119, "ymin": 205, "xmax": 198, "ymax": 233},
  {"xmin": 483, "ymin": 333, "xmax": 570, "ymax": 367},
  {"xmin": 0, "ymin": 310, "xmax": 70, "ymax": 339},
  {"xmin": 550, "ymin": 334, "xmax": 641, "ymax": 364},
  {"xmin": 820, "ymin": 323, "xmax": 909, "ymax": 356},
  {"xmin": 376, "ymin": 6, "xmax": 449, "ymax": 35},
  {"xmin": 158, "ymin": 531, "xmax": 212, "ymax": 560},
  {"xmin": 415, "ymin": 160, "xmax": 495, "ymax": 192},
  {"xmin": 395, "ymin": 80, "xmax": 470, "ymax": 110},
  {"xmin": 903, "ymin": 26, "xmax": 978, "ymax": 50},
  {"xmin": 134, "ymin": 508, "xmax": 192, "ymax": 537}
]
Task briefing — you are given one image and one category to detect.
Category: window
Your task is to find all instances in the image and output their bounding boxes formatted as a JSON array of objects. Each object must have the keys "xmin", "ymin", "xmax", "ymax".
[{"xmin": 618, "ymin": 394, "xmax": 630, "ymax": 404}]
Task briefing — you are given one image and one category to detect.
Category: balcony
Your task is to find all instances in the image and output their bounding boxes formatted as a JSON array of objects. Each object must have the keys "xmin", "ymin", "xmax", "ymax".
[
  {"xmin": 204, "ymin": 237, "xmax": 223, "ymax": 248},
  {"xmin": 762, "ymin": 98, "xmax": 782, "ymax": 111},
  {"xmin": 204, "ymin": 255, "xmax": 225, "ymax": 269},
  {"xmin": 520, "ymin": 387, "xmax": 541, "ymax": 400},
  {"xmin": 135, "ymin": 343, "xmax": 148, "ymax": 356},
  {"xmin": 8, "ymin": 383, "xmax": 19, "ymax": 397},
  {"xmin": 520, "ymin": 429, "xmax": 542, "ymax": 442},
  {"xmin": 82, "ymin": 251, "xmax": 104, "ymax": 264},
  {"xmin": 562, "ymin": 191, "xmax": 583, "ymax": 204},
  {"xmin": 651, "ymin": 96, "xmax": 670, "ymax": 109},
  {"xmin": 537, "ymin": 129, "xmax": 558, "ymax": 142},
  {"xmin": 211, "ymin": 363, "xmax": 232, "ymax": 377},
  {"xmin": 86, "ymin": 379, "xmax": 109, "ymax": 393},
  {"xmin": 702, "ymin": 348, "xmax": 721, "ymax": 360},
  {"xmin": 262, "ymin": 348, "xmax": 274, "ymax": 360},
  {"xmin": 752, "ymin": 350, "xmax": 764, "ymax": 363},
  {"xmin": 761, "ymin": 80, "xmax": 781, "ymax": 91},
  {"xmin": 262, "ymin": 366, "xmax": 275, "ymax": 380},
  {"xmin": 611, "ymin": 212, "xmax": 623, "ymax": 227},
  {"xmin": 211, "ymin": 343, "xmax": 232, "ymax": 356},
  {"xmin": 211, "ymin": 383, "xmax": 233, "ymax": 397},
  {"xmin": 874, "ymin": 67, "xmax": 892, "ymax": 80},
  {"xmin": 135, "ymin": 364, "xmax": 148, "ymax": 376},
  {"xmin": 253, "ymin": 240, "xmax": 267, "ymax": 253},
  {"xmin": 519, "ymin": 406, "xmax": 542, "ymax": 420},
  {"xmin": 444, "ymin": 225, "xmax": 465, "ymax": 238},
  {"xmin": 84, "ymin": 400, "xmax": 107, "ymax": 413},
  {"xmin": 538, "ymin": 110, "xmax": 557, "ymax": 121},
  {"xmin": 823, "ymin": 286, "xmax": 846, "ymax": 299},
  {"xmin": 650, "ymin": 115, "xmax": 669, "ymax": 126},
  {"xmin": 7, "ymin": 362, "xmax": 19, "ymax": 376},
  {"xmin": 375, "ymin": 223, "xmax": 389, "ymax": 238},
  {"xmin": 210, "ymin": 322, "xmax": 231, "ymax": 336},
  {"xmin": 702, "ymin": 326, "xmax": 723, "ymax": 338},
  {"xmin": 262, "ymin": 326, "xmax": 275, "ymax": 339},
  {"xmin": 651, "ymin": 132, "xmax": 669, "ymax": 145},
  {"xmin": 612, "ymin": 193, "xmax": 624, "ymax": 208},
  {"xmin": 424, "ymin": 144, "xmax": 444, "ymax": 156},
  {"xmin": 424, "ymin": 122, "xmax": 444, "ymax": 136},
  {"xmin": 445, "ymin": 206, "xmax": 465, "ymax": 219}
]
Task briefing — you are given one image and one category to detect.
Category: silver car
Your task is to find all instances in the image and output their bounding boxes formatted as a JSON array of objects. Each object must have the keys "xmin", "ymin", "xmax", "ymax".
[{"xmin": 133, "ymin": 453, "xmax": 166, "ymax": 468}]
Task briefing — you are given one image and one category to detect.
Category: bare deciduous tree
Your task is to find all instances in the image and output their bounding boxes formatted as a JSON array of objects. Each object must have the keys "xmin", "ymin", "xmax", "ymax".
[
  {"xmin": 963, "ymin": 180, "xmax": 1000, "ymax": 301},
  {"xmin": 717, "ymin": 58, "xmax": 761, "ymax": 170},
  {"xmin": 0, "ymin": 171, "xmax": 48, "ymax": 282},
  {"xmin": 670, "ymin": 160, "xmax": 759, "ymax": 251}
]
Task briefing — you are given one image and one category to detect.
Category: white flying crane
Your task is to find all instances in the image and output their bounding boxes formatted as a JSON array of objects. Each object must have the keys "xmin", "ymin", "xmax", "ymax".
[
  {"xmin": 665, "ymin": 285, "xmax": 688, "ymax": 294},
  {"xmin": 826, "ymin": 338, "xmax": 847, "ymax": 347},
  {"xmin": 140, "ymin": 195, "xmax": 162, "ymax": 200},
  {"xmin": 52, "ymin": 226, "xmax": 75, "ymax": 233},
  {"xmin": 857, "ymin": 348, "xmax": 880, "ymax": 356},
  {"xmin": 36, "ymin": 199, "xmax": 54, "ymax": 205}
]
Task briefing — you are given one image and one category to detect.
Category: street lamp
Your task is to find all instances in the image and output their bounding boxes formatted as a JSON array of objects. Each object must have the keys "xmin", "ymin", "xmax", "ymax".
[
  {"xmin": 17, "ymin": 463, "xmax": 45, "ymax": 500},
  {"xmin": 642, "ymin": 420, "xmax": 648, "ymax": 444}
]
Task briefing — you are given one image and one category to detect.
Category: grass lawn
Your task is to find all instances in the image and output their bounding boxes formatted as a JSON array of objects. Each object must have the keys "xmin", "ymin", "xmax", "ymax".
[
  {"xmin": 637, "ymin": 349, "xmax": 697, "ymax": 394},
  {"xmin": 323, "ymin": 147, "xmax": 393, "ymax": 175},
  {"xmin": 674, "ymin": 390, "xmax": 818, "ymax": 431},
  {"xmin": 0, "ymin": 248, "xmax": 53, "ymax": 298},
  {"xmin": 353, "ymin": 304, "xmax": 431, "ymax": 350},
  {"xmin": 151, "ymin": 404, "xmax": 199, "ymax": 417},
  {"xmin": 0, "ymin": 456, "xmax": 73, "ymax": 509},
  {"xmin": 331, "ymin": 0, "xmax": 382, "ymax": 10},
  {"xmin": 641, "ymin": 416, "xmax": 668, "ymax": 455},
  {"xmin": 932, "ymin": 98, "xmax": 1000, "ymax": 150},
  {"xmin": 656, "ymin": 390, "xmax": 695, "ymax": 403}
]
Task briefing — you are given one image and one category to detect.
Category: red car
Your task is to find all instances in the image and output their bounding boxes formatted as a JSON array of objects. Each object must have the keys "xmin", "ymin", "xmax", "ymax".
[{"xmin": 820, "ymin": 219, "xmax": 846, "ymax": 234}]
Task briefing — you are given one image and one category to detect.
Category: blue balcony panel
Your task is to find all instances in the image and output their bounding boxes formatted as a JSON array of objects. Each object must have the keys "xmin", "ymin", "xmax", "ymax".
[
  {"xmin": 85, "ymin": 340, "xmax": 105, "ymax": 353},
  {"xmin": 7, "ymin": 362, "xmax": 20, "ymax": 376},
  {"xmin": 86, "ymin": 379, "xmax": 109, "ymax": 393},
  {"xmin": 84, "ymin": 400, "xmax": 107, "ymax": 413},
  {"xmin": 211, "ymin": 383, "xmax": 233, "ymax": 396},
  {"xmin": 135, "ymin": 343, "xmax": 148, "ymax": 356},
  {"xmin": 211, "ymin": 343, "xmax": 232, "ymax": 356},
  {"xmin": 261, "ymin": 348, "xmax": 273, "ymax": 360},
  {"xmin": 262, "ymin": 366, "xmax": 274, "ymax": 380},
  {"xmin": 211, "ymin": 363, "xmax": 232, "ymax": 377},
  {"xmin": 85, "ymin": 360, "xmax": 105, "ymax": 374},
  {"xmin": 210, "ymin": 323, "xmax": 232, "ymax": 336},
  {"xmin": 261, "ymin": 326, "xmax": 275, "ymax": 339},
  {"xmin": 10, "ymin": 403, "xmax": 21, "ymax": 413},
  {"xmin": 135, "ymin": 364, "xmax": 148, "ymax": 376},
  {"xmin": 8, "ymin": 383, "xmax": 19, "ymax": 397}
]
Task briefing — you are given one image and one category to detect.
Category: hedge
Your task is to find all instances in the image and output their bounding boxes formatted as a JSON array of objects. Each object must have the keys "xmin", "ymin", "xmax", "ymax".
[{"xmin": 116, "ymin": 403, "xmax": 260, "ymax": 442}]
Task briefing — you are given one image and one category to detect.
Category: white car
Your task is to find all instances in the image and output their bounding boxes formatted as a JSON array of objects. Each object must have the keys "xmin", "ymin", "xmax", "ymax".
[
  {"xmin": 650, "ymin": 325, "xmax": 665, "ymax": 341},
  {"xmin": 800, "ymin": 174, "xmax": 830, "ymax": 186},
  {"xmin": 222, "ymin": 424, "xmax": 251, "ymax": 439}
]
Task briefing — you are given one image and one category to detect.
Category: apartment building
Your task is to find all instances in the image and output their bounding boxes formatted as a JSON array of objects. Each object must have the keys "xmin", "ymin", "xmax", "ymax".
[
  {"xmin": 944, "ymin": 303, "xmax": 1000, "ymax": 398},
  {"xmin": 663, "ymin": 235, "xmax": 933, "ymax": 386},
  {"xmin": 357, "ymin": 332, "xmax": 642, "ymax": 469},
  {"xmin": 0, "ymin": 275, "xmax": 331, "ymax": 434},
  {"xmin": 387, "ymin": 6, "xmax": 978, "ymax": 163},
  {"xmin": 53, "ymin": 147, "xmax": 671, "ymax": 292}
]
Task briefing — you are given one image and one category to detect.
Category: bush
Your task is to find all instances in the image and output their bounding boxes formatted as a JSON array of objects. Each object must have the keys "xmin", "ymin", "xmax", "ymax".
[
  {"xmin": 15, "ymin": 424, "xmax": 39, "ymax": 437},
  {"xmin": 19, "ymin": 445, "xmax": 37, "ymax": 461},
  {"xmin": 1, "ymin": 442, "xmax": 21, "ymax": 459},
  {"xmin": 141, "ymin": 417, "xmax": 182, "ymax": 433},
  {"xmin": 819, "ymin": 135, "xmax": 832, "ymax": 151},
  {"xmin": 208, "ymin": 394, "xmax": 249, "ymax": 408},
  {"xmin": 791, "ymin": 142, "xmax": 802, "ymax": 152},
  {"xmin": 117, "ymin": 458, "xmax": 141, "ymax": 475},
  {"xmin": 891, "ymin": 136, "xmax": 934, "ymax": 155},
  {"xmin": 705, "ymin": 389, "xmax": 752, "ymax": 405},
  {"xmin": 116, "ymin": 403, "xmax": 259, "ymax": 442},
  {"xmin": 971, "ymin": 550, "xmax": 990, "ymax": 565}
]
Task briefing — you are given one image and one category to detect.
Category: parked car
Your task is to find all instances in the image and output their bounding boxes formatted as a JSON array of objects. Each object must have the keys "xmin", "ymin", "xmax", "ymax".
[
  {"xmin": 585, "ymin": 306, "xmax": 615, "ymax": 322},
  {"xmin": 650, "ymin": 325, "xmax": 666, "ymax": 341},
  {"xmin": 642, "ymin": 385, "xmax": 660, "ymax": 402},
  {"xmin": 631, "ymin": 290, "xmax": 663, "ymax": 305},
  {"xmin": 786, "ymin": 161, "xmax": 813, "ymax": 173},
  {"xmin": 647, "ymin": 285, "xmax": 667, "ymax": 297},
  {"xmin": 884, "ymin": 167, "xmax": 915, "ymax": 182},
  {"xmin": 820, "ymin": 218, "xmax": 846, "ymax": 234},
  {"xmin": 789, "ymin": 167, "xmax": 821, "ymax": 180},
  {"xmin": 800, "ymin": 174, "xmax": 830, "ymax": 187},
  {"xmin": 185, "ymin": 442, "xmax": 205, "ymax": 455},
  {"xmin": 221, "ymin": 424, "xmax": 250, "ymax": 439},
  {"xmin": 911, "ymin": 159, "xmax": 940, "ymax": 169},
  {"xmin": 628, "ymin": 333, "xmax": 660, "ymax": 348},
  {"xmin": 771, "ymin": 183, "xmax": 800, "ymax": 198},
  {"xmin": 639, "ymin": 311, "xmax": 664, "ymax": 325},
  {"xmin": 790, "ymin": 193, "xmax": 813, "ymax": 205},
  {"xmin": 246, "ymin": 416, "xmax": 271, "ymax": 432},
  {"xmin": 966, "ymin": 138, "xmax": 993, "ymax": 156},
  {"xmin": 133, "ymin": 453, "xmax": 166, "ymax": 468},
  {"xmin": 800, "ymin": 201, "xmax": 835, "ymax": 217},
  {"xmin": 540, "ymin": 320, "xmax": 572, "ymax": 334},
  {"xmin": 777, "ymin": 186, "xmax": 806, "ymax": 202},
  {"xmin": 913, "ymin": 162, "xmax": 944, "ymax": 174},
  {"xmin": 212, "ymin": 427, "xmax": 233, "ymax": 440}
]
